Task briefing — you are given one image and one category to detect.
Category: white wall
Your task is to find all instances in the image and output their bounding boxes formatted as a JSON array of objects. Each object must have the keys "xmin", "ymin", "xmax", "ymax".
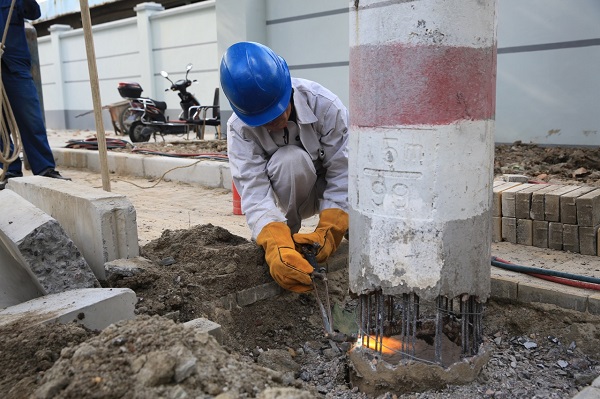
[
  {"xmin": 36, "ymin": 0, "xmax": 600, "ymax": 146},
  {"xmin": 495, "ymin": 0, "xmax": 600, "ymax": 145}
]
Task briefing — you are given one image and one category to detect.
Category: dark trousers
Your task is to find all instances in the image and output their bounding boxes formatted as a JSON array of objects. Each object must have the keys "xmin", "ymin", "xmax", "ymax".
[{"xmin": 1, "ymin": 62, "xmax": 55, "ymax": 175}]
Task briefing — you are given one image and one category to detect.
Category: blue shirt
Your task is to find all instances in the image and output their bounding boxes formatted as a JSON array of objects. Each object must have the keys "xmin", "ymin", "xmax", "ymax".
[{"xmin": 0, "ymin": 0, "xmax": 40, "ymax": 74}]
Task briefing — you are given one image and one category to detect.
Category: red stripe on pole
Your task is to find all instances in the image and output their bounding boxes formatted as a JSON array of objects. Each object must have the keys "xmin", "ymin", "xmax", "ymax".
[{"xmin": 350, "ymin": 43, "xmax": 496, "ymax": 127}]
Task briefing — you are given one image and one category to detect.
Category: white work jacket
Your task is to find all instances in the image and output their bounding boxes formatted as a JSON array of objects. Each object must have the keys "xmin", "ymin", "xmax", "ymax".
[{"xmin": 227, "ymin": 78, "xmax": 349, "ymax": 240}]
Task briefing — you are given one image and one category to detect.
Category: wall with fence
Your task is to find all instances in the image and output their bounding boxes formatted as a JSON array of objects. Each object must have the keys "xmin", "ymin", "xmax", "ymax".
[
  {"xmin": 36, "ymin": 0, "xmax": 599, "ymax": 146},
  {"xmin": 36, "ymin": 0, "xmax": 350, "ymax": 134}
]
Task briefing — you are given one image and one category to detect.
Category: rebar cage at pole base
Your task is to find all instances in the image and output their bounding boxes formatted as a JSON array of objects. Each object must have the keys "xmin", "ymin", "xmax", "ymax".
[{"xmin": 357, "ymin": 290, "xmax": 484, "ymax": 367}]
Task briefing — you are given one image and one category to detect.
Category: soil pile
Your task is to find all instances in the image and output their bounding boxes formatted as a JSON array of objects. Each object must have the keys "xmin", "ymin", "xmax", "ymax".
[{"xmin": 495, "ymin": 142, "xmax": 600, "ymax": 186}]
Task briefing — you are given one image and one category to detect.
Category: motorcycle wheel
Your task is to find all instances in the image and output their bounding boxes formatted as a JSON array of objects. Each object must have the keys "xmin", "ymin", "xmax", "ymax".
[
  {"xmin": 119, "ymin": 107, "xmax": 133, "ymax": 135},
  {"xmin": 128, "ymin": 121, "xmax": 151, "ymax": 142}
]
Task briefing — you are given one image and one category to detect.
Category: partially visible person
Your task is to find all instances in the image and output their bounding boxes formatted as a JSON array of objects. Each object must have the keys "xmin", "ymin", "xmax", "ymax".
[
  {"xmin": 0, "ymin": 0, "xmax": 70, "ymax": 189},
  {"xmin": 220, "ymin": 41, "xmax": 349, "ymax": 293}
]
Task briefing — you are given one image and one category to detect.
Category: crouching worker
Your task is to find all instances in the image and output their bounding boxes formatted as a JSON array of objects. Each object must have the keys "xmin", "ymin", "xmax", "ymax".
[{"xmin": 220, "ymin": 42, "xmax": 349, "ymax": 293}]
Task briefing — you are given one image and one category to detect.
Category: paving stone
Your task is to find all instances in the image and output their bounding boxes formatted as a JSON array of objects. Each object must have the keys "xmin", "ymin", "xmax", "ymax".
[
  {"xmin": 548, "ymin": 222, "xmax": 563, "ymax": 250},
  {"xmin": 516, "ymin": 219, "xmax": 533, "ymax": 246},
  {"xmin": 501, "ymin": 184, "xmax": 533, "ymax": 218},
  {"xmin": 236, "ymin": 281, "xmax": 283, "ymax": 307},
  {"xmin": 492, "ymin": 182, "xmax": 522, "ymax": 217},
  {"xmin": 501, "ymin": 217, "xmax": 517, "ymax": 244},
  {"xmin": 576, "ymin": 188, "xmax": 600, "ymax": 227},
  {"xmin": 492, "ymin": 216, "xmax": 502, "ymax": 242},
  {"xmin": 545, "ymin": 185, "xmax": 581, "ymax": 222},
  {"xmin": 560, "ymin": 186, "xmax": 596, "ymax": 225},
  {"xmin": 530, "ymin": 185, "xmax": 565, "ymax": 221},
  {"xmin": 532, "ymin": 220, "xmax": 548, "ymax": 248},
  {"xmin": 563, "ymin": 224, "xmax": 580, "ymax": 253},
  {"xmin": 184, "ymin": 318, "xmax": 223, "ymax": 344},
  {"xmin": 515, "ymin": 184, "xmax": 549, "ymax": 219},
  {"xmin": 579, "ymin": 225, "xmax": 599, "ymax": 256}
]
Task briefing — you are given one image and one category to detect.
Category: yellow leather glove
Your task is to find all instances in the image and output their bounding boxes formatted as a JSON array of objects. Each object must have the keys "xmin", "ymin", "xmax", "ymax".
[
  {"xmin": 256, "ymin": 222, "xmax": 314, "ymax": 293},
  {"xmin": 293, "ymin": 208, "xmax": 349, "ymax": 263}
]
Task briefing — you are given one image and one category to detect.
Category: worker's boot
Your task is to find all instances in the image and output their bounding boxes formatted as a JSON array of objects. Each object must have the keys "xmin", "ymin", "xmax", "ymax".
[{"xmin": 39, "ymin": 168, "xmax": 72, "ymax": 181}]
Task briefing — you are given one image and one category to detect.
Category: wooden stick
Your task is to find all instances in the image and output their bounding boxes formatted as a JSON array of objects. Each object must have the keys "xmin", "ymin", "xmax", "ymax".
[{"xmin": 79, "ymin": 0, "xmax": 111, "ymax": 191}]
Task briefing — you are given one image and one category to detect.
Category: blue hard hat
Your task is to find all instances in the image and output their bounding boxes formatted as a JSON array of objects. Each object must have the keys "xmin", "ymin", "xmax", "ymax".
[{"xmin": 220, "ymin": 42, "xmax": 292, "ymax": 127}]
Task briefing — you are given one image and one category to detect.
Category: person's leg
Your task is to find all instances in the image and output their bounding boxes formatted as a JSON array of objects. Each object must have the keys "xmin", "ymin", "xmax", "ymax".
[
  {"xmin": 267, "ymin": 145, "xmax": 320, "ymax": 233},
  {"xmin": 1, "ymin": 65, "xmax": 56, "ymax": 175}
]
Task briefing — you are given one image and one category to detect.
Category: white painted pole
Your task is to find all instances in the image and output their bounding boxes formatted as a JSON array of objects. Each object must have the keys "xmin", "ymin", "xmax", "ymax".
[{"xmin": 349, "ymin": 0, "xmax": 497, "ymax": 300}]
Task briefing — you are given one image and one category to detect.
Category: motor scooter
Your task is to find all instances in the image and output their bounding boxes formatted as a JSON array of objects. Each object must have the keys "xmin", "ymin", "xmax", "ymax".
[{"xmin": 118, "ymin": 64, "xmax": 202, "ymax": 142}]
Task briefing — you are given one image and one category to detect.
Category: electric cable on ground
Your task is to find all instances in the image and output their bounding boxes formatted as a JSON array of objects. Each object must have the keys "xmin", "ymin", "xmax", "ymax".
[{"xmin": 491, "ymin": 256, "xmax": 600, "ymax": 291}]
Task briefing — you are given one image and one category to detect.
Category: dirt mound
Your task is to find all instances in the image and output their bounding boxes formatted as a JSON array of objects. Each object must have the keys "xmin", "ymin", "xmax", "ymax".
[
  {"xmin": 495, "ymin": 143, "xmax": 600, "ymax": 185},
  {"xmin": 32, "ymin": 315, "xmax": 313, "ymax": 399},
  {"xmin": 0, "ymin": 322, "xmax": 96, "ymax": 399}
]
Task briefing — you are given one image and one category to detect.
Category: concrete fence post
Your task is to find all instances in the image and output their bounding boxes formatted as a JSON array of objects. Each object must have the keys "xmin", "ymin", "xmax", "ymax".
[
  {"xmin": 47, "ymin": 24, "xmax": 71, "ymax": 130},
  {"xmin": 134, "ymin": 2, "xmax": 164, "ymax": 97}
]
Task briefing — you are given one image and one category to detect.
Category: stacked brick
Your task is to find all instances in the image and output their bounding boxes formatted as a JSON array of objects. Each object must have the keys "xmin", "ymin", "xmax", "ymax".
[{"xmin": 492, "ymin": 180, "xmax": 600, "ymax": 255}]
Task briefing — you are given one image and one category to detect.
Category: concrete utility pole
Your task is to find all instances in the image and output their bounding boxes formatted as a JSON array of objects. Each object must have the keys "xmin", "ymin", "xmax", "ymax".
[
  {"xmin": 349, "ymin": 0, "xmax": 497, "ymax": 302},
  {"xmin": 347, "ymin": 2, "xmax": 497, "ymax": 392}
]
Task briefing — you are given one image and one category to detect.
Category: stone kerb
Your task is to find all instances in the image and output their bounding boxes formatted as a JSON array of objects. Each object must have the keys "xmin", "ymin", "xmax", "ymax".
[
  {"xmin": 0, "ymin": 189, "xmax": 99, "ymax": 309},
  {"xmin": 52, "ymin": 148, "xmax": 230, "ymax": 189},
  {"xmin": 0, "ymin": 288, "xmax": 137, "ymax": 331},
  {"xmin": 7, "ymin": 176, "xmax": 139, "ymax": 281}
]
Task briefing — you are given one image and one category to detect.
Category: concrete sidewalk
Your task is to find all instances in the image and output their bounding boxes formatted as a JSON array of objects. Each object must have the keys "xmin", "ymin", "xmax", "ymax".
[{"xmin": 44, "ymin": 130, "xmax": 600, "ymax": 315}]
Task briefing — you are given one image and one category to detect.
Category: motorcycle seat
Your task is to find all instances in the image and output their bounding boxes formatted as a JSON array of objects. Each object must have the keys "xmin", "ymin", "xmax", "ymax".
[
  {"xmin": 139, "ymin": 97, "xmax": 168, "ymax": 111},
  {"xmin": 153, "ymin": 100, "xmax": 167, "ymax": 111}
]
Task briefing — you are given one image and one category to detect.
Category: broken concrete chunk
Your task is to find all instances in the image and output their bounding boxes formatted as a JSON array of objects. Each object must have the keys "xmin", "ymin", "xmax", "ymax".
[
  {"xmin": 7, "ymin": 176, "xmax": 140, "ymax": 281},
  {"xmin": 0, "ymin": 190, "xmax": 100, "ymax": 295},
  {"xmin": 105, "ymin": 256, "xmax": 155, "ymax": 279}
]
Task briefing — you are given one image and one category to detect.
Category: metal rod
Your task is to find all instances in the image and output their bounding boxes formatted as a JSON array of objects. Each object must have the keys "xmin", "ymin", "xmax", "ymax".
[
  {"xmin": 378, "ymin": 290, "xmax": 384, "ymax": 354},
  {"xmin": 366, "ymin": 294, "xmax": 371, "ymax": 349},
  {"xmin": 435, "ymin": 295, "xmax": 443, "ymax": 364},
  {"xmin": 410, "ymin": 294, "xmax": 419, "ymax": 356}
]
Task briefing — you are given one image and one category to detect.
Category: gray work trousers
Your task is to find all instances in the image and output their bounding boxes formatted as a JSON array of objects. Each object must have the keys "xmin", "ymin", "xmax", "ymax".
[{"xmin": 267, "ymin": 145, "xmax": 325, "ymax": 233}]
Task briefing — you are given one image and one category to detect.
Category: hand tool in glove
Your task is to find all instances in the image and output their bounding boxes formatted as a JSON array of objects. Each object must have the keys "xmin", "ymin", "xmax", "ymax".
[
  {"xmin": 293, "ymin": 208, "xmax": 349, "ymax": 263},
  {"xmin": 301, "ymin": 243, "xmax": 334, "ymax": 335},
  {"xmin": 257, "ymin": 221, "xmax": 314, "ymax": 293}
]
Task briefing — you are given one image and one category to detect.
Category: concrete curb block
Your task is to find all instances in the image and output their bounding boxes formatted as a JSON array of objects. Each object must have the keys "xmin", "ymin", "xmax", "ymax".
[
  {"xmin": 572, "ymin": 380, "xmax": 600, "ymax": 399},
  {"xmin": 0, "ymin": 288, "xmax": 136, "ymax": 331},
  {"xmin": 491, "ymin": 268, "xmax": 600, "ymax": 315},
  {"xmin": 0, "ymin": 189, "xmax": 99, "ymax": 306},
  {"xmin": 7, "ymin": 176, "xmax": 139, "ymax": 281},
  {"xmin": 53, "ymin": 148, "xmax": 231, "ymax": 189}
]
